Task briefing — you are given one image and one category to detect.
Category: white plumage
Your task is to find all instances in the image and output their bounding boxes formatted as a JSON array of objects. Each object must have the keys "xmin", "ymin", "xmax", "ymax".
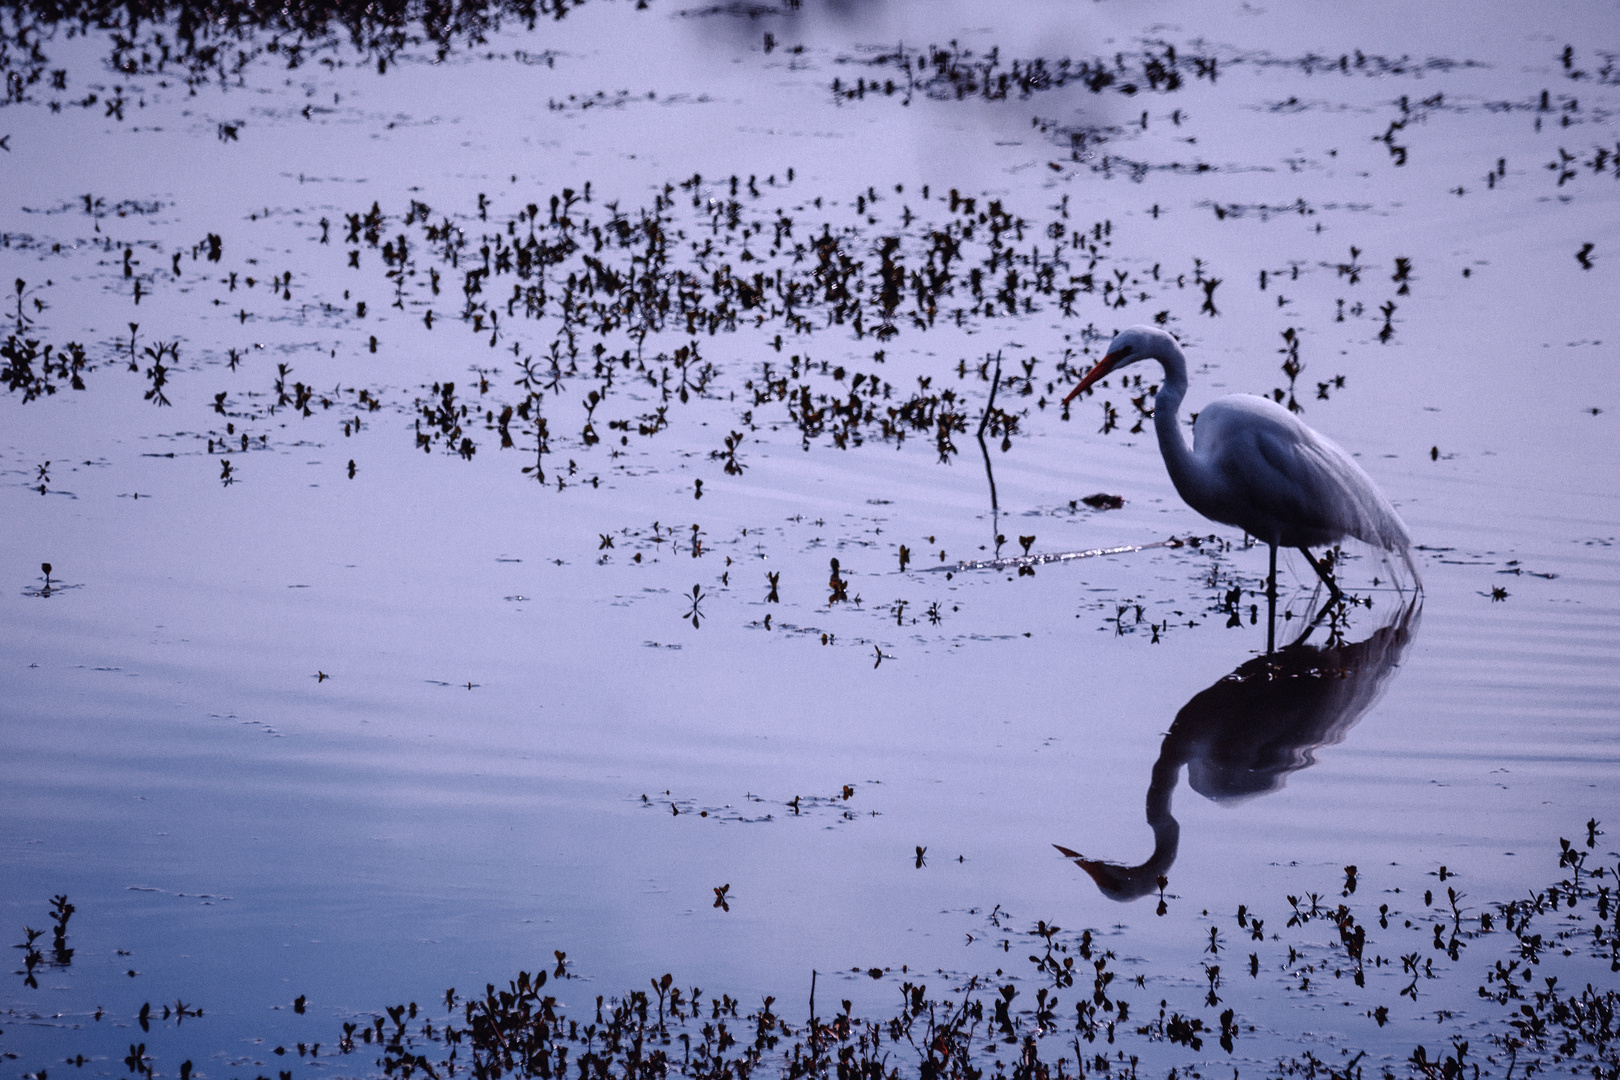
[{"xmin": 1065, "ymin": 325, "xmax": 1419, "ymax": 593}]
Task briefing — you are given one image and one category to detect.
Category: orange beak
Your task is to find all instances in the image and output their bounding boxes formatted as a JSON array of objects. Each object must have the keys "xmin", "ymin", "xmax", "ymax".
[{"xmin": 1062, "ymin": 349, "xmax": 1127, "ymax": 406}]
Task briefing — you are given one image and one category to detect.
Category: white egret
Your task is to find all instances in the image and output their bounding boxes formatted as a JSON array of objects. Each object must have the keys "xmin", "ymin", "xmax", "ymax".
[{"xmin": 1063, "ymin": 326, "xmax": 1418, "ymax": 612}]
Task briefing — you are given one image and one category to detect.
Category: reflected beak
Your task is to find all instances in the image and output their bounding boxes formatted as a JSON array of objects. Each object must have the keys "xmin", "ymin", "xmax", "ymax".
[
  {"xmin": 1062, "ymin": 350, "xmax": 1126, "ymax": 406},
  {"xmin": 1073, "ymin": 857, "xmax": 1128, "ymax": 892},
  {"xmin": 1055, "ymin": 845, "xmax": 1122, "ymax": 890}
]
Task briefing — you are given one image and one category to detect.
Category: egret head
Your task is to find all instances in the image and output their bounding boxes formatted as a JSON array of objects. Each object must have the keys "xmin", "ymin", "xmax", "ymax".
[
  {"xmin": 1062, "ymin": 325, "xmax": 1180, "ymax": 405},
  {"xmin": 1054, "ymin": 844, "xmax": 1172, "ymax": 902}
]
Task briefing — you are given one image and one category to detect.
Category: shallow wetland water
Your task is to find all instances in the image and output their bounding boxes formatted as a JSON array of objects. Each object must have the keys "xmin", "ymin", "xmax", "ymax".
[{"xmin": 2, "ymin": 2, "xmax": 1618, "ymax": 1079}]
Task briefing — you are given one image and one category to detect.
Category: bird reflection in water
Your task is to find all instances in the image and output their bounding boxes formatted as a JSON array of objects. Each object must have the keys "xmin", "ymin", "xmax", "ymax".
[{"xmin": 1058, "ymin": 598, "xmax": 1421, "ymax": 901}]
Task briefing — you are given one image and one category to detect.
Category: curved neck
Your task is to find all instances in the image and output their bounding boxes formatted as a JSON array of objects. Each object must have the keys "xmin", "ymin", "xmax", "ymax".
[
  {"xmin": 1142, "ymin": 753, "xmax": 1183, "ymax": 868},
  {"xmin": 1077, "ymin": 753, "xmax": 1182, "ymax": 901},
  {"xmin": 1152, "ymin": 345, "xmax": 1199, "ymax": 498}
]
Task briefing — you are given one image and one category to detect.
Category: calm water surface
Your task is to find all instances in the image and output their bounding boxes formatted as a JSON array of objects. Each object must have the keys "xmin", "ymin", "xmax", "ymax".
[{"xmin": 3, "ymin": 0, "xmax": 1617, "ymax": 1075}]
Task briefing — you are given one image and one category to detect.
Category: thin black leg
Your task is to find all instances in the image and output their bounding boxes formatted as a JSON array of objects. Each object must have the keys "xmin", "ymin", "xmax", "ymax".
[
  {"xmin": 1298, "ymin": 547, "xmax": 1344, "ymax": 603},
  {"xmin": 1266, "ymin": 543, "xmax": 1277, "ymax": 654}
]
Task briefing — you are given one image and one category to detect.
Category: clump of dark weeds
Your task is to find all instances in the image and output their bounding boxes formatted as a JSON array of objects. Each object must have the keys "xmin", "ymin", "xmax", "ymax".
[
  {"xmin": 320, "ymin": 826, "xmax": 1616, "ymax": 1080},
  {"xmin": 10, "ymin": 830, "xmax": 1619, "ymax": 1080},
  {"xmin": 319, "ymin": 181, "xmax": 1153, "ymax": 477},
  {"xmin": 0, "ymin": 0, "xmax": 623, "ymax": 110}
]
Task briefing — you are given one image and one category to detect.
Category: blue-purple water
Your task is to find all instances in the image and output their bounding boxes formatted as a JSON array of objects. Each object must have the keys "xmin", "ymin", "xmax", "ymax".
[{"xmin": 3, "ymin": 1, "xmax": 1617, "ymax": 1076}]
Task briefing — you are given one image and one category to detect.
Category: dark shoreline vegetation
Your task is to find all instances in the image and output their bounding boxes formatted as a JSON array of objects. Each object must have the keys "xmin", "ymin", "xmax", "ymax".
[
  {"xmin": 0, "ymin": 0, "xmax": 1490, "ymax": 112},
  {"xmin": 11, "ymin": 829, "xmax": 1619, "ymax": 1080},
  {"xmin": 6, "ymin": 0, "xmax": 1594, "ymax": 188},
  {"xmin": 0, "ymin": 0, "xmax": 622, "ymax": 104}
]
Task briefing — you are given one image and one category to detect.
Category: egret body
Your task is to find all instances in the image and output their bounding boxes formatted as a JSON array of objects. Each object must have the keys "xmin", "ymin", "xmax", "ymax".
[{"xmin": 1064, "ymin": 326, "xmax": 1418, "ymax": 608}]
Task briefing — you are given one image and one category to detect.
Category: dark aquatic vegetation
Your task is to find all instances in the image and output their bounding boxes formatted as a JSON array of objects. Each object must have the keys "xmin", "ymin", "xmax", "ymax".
[
  {"xmin": 338, "ymin": 181, "xmax": 1100, "ymax": 470},
  {"xmin": 0, "ymin": 174, "xmax": 1165, "ymax": 482},
  {"xmin": 834, "ymin": 40, "xmax": 1212, "ymax": 108},
  {"xmin": 0, "ymin": 0, "xmax": 616, "ymax": 109},
  {"xmin": 9, "ymin": 832, "xmax": 1620, "ymax": 1078},
  {"xmin": 0, "ymin": 137, "xmax": 1430, "ymax": 514},
  {"xmin": 187, "ymin": 831, "xmax": 1620, "ymax": 1080},
  {"xmin": 2, "ymin": 335, "xmax": 90, "ymax": 402},
  {"xmin": 827, "ymin": 557, "xmax": 847, "ymax": 604}
]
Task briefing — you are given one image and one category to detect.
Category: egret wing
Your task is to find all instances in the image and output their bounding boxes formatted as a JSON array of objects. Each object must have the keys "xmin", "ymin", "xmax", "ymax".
[{"xmin": 1201, "ymin": 399, "xmax": 1411, "ymax": 555}]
